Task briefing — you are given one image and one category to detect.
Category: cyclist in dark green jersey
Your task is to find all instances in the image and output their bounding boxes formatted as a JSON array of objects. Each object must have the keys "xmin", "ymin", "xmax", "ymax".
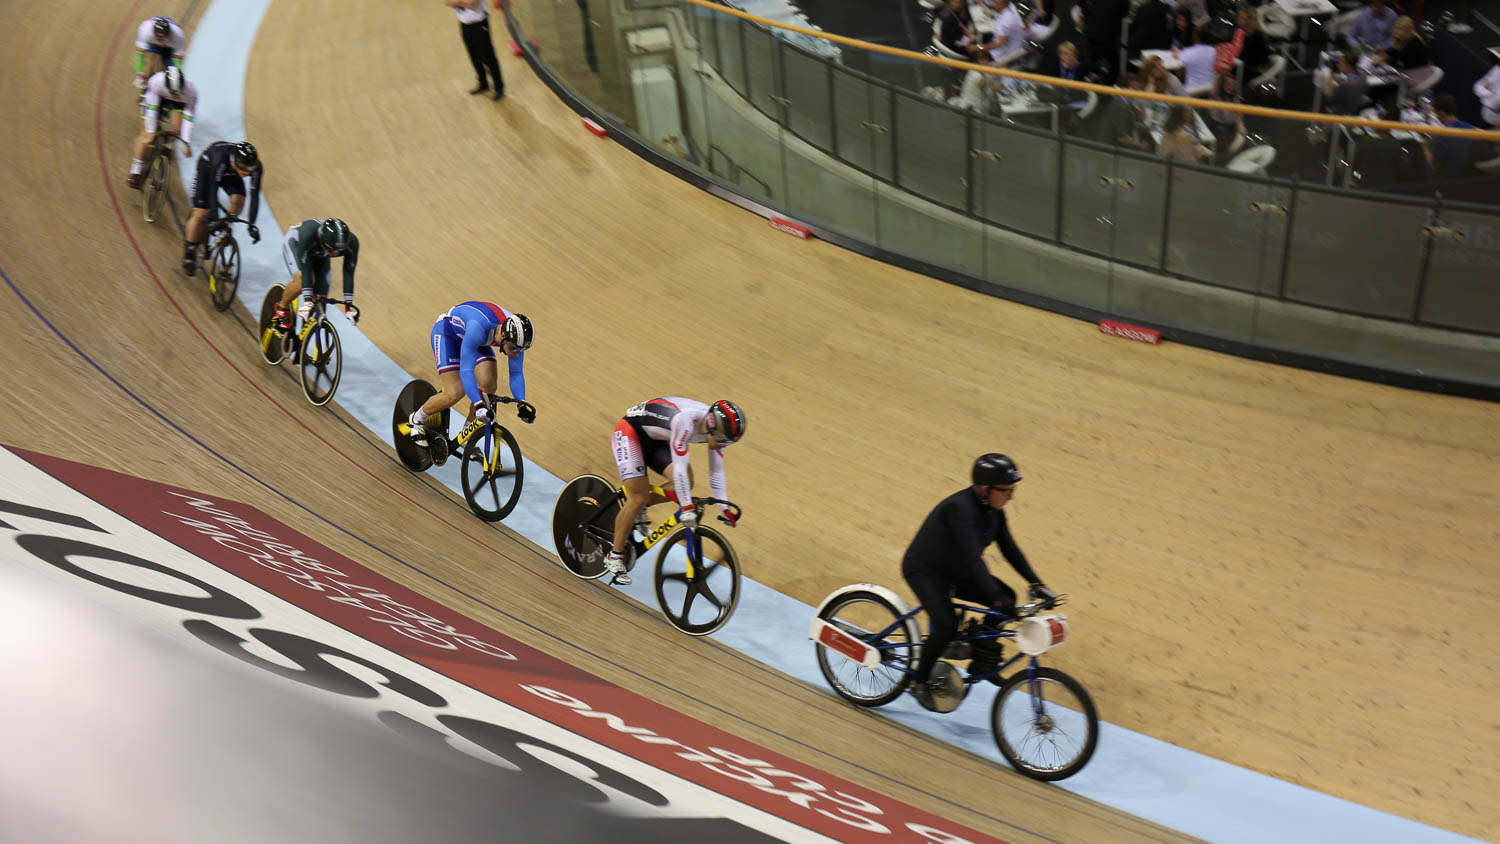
[{"xmin": 274, "ymin": 218, "xmax": 360, "ymax": 331}]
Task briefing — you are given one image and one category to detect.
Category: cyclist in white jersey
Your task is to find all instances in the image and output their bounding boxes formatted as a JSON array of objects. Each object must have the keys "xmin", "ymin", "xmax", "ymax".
[
  {"xmin": 126, "ymin": 67, "xmax": 198, "ymax": 189},
  {"xmin": 133, "ymin": 16, "xmax": 185, "ymax": 88},
  {"xmin": 604, "ymin": 397, "xmax": 747, "ymax": 584}
]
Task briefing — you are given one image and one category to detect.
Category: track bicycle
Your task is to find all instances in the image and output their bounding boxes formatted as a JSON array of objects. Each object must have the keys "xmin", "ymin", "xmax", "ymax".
[
  {"xmin": 392, "ymin": 379, "xmax": 530, "ymax": 522},
  {"xmin": 552, "ymin": 474, "xmax": 743, "ymax": 636},
  {"xmin": 810, "ymin": 585, "xmax": 1098, "ymax": 781},
  {"xmin": 256, "ymin": 286, "xmax": 358, "ymax": 407},
  {"xmin": 199, "ymin": 213, "xmax": 245, "ymax": 312},
  {"xmin": 140, "ymin": 129, "xmax": 182, "ymax": 223}
]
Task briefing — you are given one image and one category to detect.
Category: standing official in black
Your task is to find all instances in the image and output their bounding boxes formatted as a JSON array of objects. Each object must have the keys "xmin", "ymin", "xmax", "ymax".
[{"xmin": 448, "ymin": 0, "xmax": 504, "ymax": 99}]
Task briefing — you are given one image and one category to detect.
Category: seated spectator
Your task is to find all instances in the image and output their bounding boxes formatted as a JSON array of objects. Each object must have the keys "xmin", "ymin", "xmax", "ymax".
[
  {"xmin": 1426, "ymin": 94, "xmax": 1479, "ymax": 180},
  {"xmin": 1170, "ymin": 9, "xmax": 1197, "ymax": 50},
  {"xmin": 1236, "ymin": 7, "xmax": 1272, "ymax": 75},
  {"xmin": 1042, "ymin": 40, "xmax": 1089, "ymax": 81},
  {"xmin": 1474, "ymin": 61, "xmax": 1500, "ymax": 127},
  {"xmin": 953, "ymin": 50, "xmax": 1000, "ymax": 112},
  {"xmin": 938, "ymin": 0, "xmax": 984, "ymax": 58},
  {"xmin": 1323, "ymin": 51, "xmax": 1370, "ymax": 115},
  {"xmin": 1138, "ymin": 55, "xmax": 1186, "ymax": 95},
  {"xmin": 986, "ymin": 0, "xmax": 1048, "ymax": 65},
  {"xmin": 1158, "ymin": 106, "xmax": 1214, "ymax": 163},
  {"xmin": 1128, "ymin": 0, "xmax": 1173, "ymax": 58},
  {"xmin": 1178, "ymin": 30, "xmax": 1220, "ymax": 92},
  {"xmin": 1344, "ymin": 0, "xmax": 1395, "ymax": 51},
  {"xmin": 1175, "ymin": 0, "xmax": 1210, "ymax": 27},
  {"xmin": 1100, "ymin": 79, "xmax": 1155, "ymax": 150},
  {"xmin": 1207, "ymin": 72, "xmax": 1249, "ymax": 160},
  {"xmin": 1373, "ymin": 16, "xmax": 1427, "ymax": 70}
]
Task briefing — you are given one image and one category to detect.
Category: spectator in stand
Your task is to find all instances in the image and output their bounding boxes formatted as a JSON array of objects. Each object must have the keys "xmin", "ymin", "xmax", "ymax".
[
  {"xmin": 1236, "ymin": 8, "xmax": 1272, "ymax": 76},
  {"xmin": 1042, "ymin": 40, "xmax": 1089, "ymax": 81},
  {"xmin": 1170, "ymin": 9, "xmax": 1197, "ymax": 49},
  {"xmin": 1426, "ymin": 94, "xmax": 1479, "ymax": 180},
  {"xmin": 986, "ymin": 0, "xmax": 1048, "ymax": 65},
  {"xmin": 1373, "ymin": 16, "xmax": 1427, "ymax": 69},
  {"xmin": 953, "ymin": 50, "xmax": 1000, "ymax": 112},
  {"xmin": 1178, "ymin": 29, "xmax": 1220, "ymax": 92},
  {"xmin": 1128, "ymin": 0, "xmax": 1173, "ymax": 59},
  {"xmin": 1081, "ymin": 0, "xmax": 1132, "ymax": 82},
  {"xmin": 1474, "ymin": 60, "xmax": 1500, "ymax": 127},
  {"xmin": 1138, "ymin": 54, "xmax": 1185, "ymax": 95},
  {"xmin": 1100, "ymin": 78, "xmax": 1155, "ymax": 150},
  {"xmin": 1207, "ymin": 73, "xmax": 1248, "ymax": 162},
  {"xmin": 1345, "ymin": 0, "xmax": 1396, "ymax": 51},
  {"xmin": 938, "ymin": 0, "xmax": 984, "ymax": 58},
  {"xmin": 1158, "ymin": 106, "xmax": 1214, "ymax": 163},
  {"xmin": 1323, "ymin": 51, "xmax": 1370, "ymax": 115}
]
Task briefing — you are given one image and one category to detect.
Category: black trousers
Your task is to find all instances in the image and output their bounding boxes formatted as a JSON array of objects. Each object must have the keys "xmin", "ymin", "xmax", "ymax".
[
  {"xmin": 902, "ymin": 566, "xmax": 1016, "ymax": 685},
  {"xmin": 461, "ymin": 17, "xmax": 503, "ymax": 91}
]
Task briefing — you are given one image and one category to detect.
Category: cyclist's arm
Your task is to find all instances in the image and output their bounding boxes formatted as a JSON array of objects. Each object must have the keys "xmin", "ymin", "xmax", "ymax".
[
  {"xmin": 993, "ymin": 515, "xmax": 1041, "ymax": 585},
  {"xmin": 246, "ymin": 164, "xmax": 264, "ymax": 225},
  {"xmin": 141, "ymin": 79, "xmax": 163, "ymax": 134},
  {"xmin": 456, "ymin": 327, "xmax": 488, "ymax": 408},
  {"xmin": 505, "ymin": 351, "xmax": 526, "ymax": 402},
  {"xmin": 667, "ymin": 414, "xmax": 695, "ymax": 506},
  {"xmin": 134, "ymin": 48, "xmax": 149, "ymax": 78},
  {"xmin": 178, "ymin": 83, "xmax": 198, "ymax": 146},
  {"xmin": 339, "ymin": 234, "xmax": 358, "ymax": 302},
  {"xmin": 707, "ymin": 447, "xmax": 727, "ymax": 503}
]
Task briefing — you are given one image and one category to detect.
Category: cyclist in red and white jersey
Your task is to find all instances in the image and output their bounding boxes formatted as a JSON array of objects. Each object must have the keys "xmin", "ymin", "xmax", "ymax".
[{"xmin": 604, "ymin": 397, "xmax": 747, "ymax": 584}]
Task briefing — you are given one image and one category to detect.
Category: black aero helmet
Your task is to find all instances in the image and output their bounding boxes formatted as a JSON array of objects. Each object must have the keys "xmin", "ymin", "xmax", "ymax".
[
  {"xmin": 153, "ymin": 17, "xmax": 172, "ymax": 40},
  {"xmin": 708, "ymin": 400, "xmax": 746, "ymax": 443},
  {"xmin": 318, "ymin": 218, "xmax": 350, "ymax": 253},
  {"xmin": 232, "ymin": 141, "xmax": 259, "ymax": 170},
  {"xmin": 972, "ymin": 453, "xmax": 1021, "ymax": 486},
  {"xmin": 502, "ymin": 313, "xmax": 534, "ymax": 350}
]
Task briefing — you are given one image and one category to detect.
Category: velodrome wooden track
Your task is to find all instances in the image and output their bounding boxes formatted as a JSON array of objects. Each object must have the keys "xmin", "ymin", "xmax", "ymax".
[{"xmin": 2, "ymin": 0, "xmax": 1496, "ymax": 840}]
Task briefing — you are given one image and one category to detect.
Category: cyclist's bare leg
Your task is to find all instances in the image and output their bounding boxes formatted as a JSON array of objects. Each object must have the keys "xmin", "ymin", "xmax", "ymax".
[
  {"xmin": 611, "ymin": 476, "xmax": 654, "ymax": 556},
  {"xmin": 278, "ymin": 272, "xmax": 303, "ymax": 310},
  {"xmin": 416, "ymin": 359, "xmax": 498, "ymax": 420},
  {"xmin": 225, "ymin": 193, "xmax": 245, "ymax": 218}
]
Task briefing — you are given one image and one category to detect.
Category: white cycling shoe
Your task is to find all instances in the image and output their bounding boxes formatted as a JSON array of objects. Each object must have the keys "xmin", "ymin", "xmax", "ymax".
[
  {"xmin": 604, "ymin": 552, "xmax": 631, "ymax": 586},
  {"xmin": 407, "ymin": 411, "xmax": 428, "ymax": 447}
]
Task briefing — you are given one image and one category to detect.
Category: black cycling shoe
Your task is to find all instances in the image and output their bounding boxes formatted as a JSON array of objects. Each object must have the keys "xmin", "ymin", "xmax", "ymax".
[
  {"xmin": 967, "ymin": 637, "xmax": 1004, "ymax": 686},
  {"xmin": 469, "ymin": 83, "xmax": 490, "ymax": 95},
  {"xmin": 181, "ymin": 255, "xmax": 197, "ymax": 277}
]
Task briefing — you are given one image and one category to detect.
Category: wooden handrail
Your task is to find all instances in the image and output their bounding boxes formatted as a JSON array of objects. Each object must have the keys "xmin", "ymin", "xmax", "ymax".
[{"xmin": 683, "ymin": 0, "xmax": 1500, "ymax": 141}]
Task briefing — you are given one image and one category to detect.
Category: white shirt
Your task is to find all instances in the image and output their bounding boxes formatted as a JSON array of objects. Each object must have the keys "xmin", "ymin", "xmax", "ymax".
[
  {"xmin": 453, "ymin": 0, "xmax": 488, "ymax": 24},
  {"xmin": 987, "ymin": 5, "xmax": 1029, "ymax": 65},
  {"xmin": 142, "ymin": 71, "xmax": 199, "ymax": 144},
  {"xmin": 1179, "ymin": 43, "xmax": 1217, "ymax": 91},
  {"xmin": 134, "ymin": 18, "xmax": 186, "ymax": 56},
  {"xmin": 1474, "ymin": 65, "xmax": 1500, "ymax": 127}
]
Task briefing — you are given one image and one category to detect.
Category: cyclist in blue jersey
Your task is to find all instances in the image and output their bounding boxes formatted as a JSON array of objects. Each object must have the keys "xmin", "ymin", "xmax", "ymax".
[{"xmin": 406, "ymin": 302, "xmax": 536, "ymax": 445}]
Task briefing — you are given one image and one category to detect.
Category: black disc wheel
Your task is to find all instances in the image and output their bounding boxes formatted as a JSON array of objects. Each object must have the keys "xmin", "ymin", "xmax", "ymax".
[
  {"xmin": 258, "ymin": 284, "xmax": 286, "ymax": 365},
  {"xmin": 392, "ymin": 379, "xmax": 443, "ymax": 472},
  {"xmin": 551, "ymin": 474, "xmax": 618, "ymax": 579},
  {"xmin": 814, "ymin": 590, "xmax": 921, "ymax": 707},
  {"xmin": 208, "ymin": 236, "xmax": 240, "ymax": 311},
  {"xmin": 298, "ymin": 318, "xmax": 342, "ymax": 406},
  {"xmin": 653, "ymin": 525, "xmax": 740, "ymax": 636},
  {"xmin": 991, "ymin": 666, "xmax": 1099, "ymax": 781},
  {"xmin": 459, "ymin": 424, "xmax": 524, "ymax": 521}
]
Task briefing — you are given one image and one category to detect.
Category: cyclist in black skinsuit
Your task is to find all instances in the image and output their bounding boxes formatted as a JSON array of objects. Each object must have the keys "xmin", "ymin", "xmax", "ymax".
[{"xmin": 901, "ymin": 453, "xmax": 1058, "ymax": 712}]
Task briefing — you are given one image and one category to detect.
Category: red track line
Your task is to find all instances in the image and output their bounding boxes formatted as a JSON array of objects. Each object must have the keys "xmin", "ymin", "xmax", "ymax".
[{"xmin": 86, "ymin": 4, "xmax": 1169, "ymax": 835}]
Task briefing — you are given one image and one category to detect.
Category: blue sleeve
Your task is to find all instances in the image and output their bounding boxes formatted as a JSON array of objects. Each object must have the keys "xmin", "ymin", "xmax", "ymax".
[
  {"xmin": 459, "ymin": 326, "xmax": 485, "ymax": 406},
  {"xmin": 507, "ymin": 351, "xmax": 526, "ymax": 402}
]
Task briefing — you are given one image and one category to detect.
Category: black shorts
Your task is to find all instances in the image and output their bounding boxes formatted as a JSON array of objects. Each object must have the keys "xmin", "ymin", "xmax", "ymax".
[
  {"xmin": 191, "ymin": 155, "xmax": 246, "ymax": 212},
  {"xmin": 611, "ymin": 417, "xmax": 673, "ymax": 479}
]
